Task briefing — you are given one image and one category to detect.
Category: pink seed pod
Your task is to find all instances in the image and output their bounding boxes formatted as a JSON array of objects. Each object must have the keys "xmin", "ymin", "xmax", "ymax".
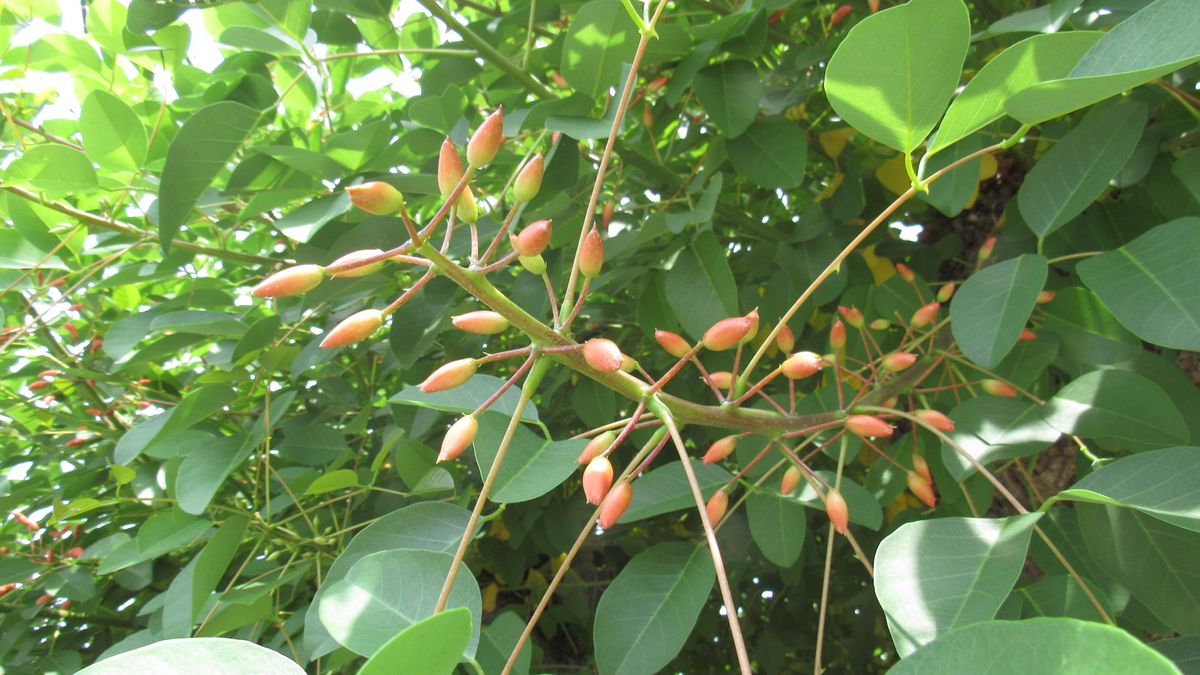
[
  {"xmin": 702, "ymin": 435, "xmax": 738, "ymax": 464},
  {"xmin": 868, "ymin": 0, "xmax": 880, "ymax": 11},
  {"xmin": 895, "ymin": 262, "xmax": 915, "ymax": 283},
  {"xmin": 912, "ymin": 453, "xmax": 933, "ymax": 485},
  {"xmin": 837, "ymin": 305, "xmax": 864, "ymax": 329},
  {"xmin": 705, "ymin": 489, "xmax": 729, "ymax": 524},
  {"xmin": 978, "ymin": 236, "xmax": 997, "ymax": 262},
  {"xmin": 329, "ymin": 249, "xmax": 385, "ymax": 278},
  {"xmin": 914, "ymin": 409, "xmax": 955, "ymax": 432},
  {"xmin": 907, "ymin": 471, "xmax": 938, "ymax": 508},
  {"xmin": 456, "ymin": 185, "xmax": 479, "ymax": 224},
  {"xmin": 655, "ymin": 330, "xmax": 692, "ymax": 358},
  {"xmin": 438, "ymin": 415, "xmax": 478, "ymax": 463},
  {"xmin": 776, "ymin": 324, "xmax": 795, "ymax": 353},
  {"xmin": 583, "ymin": 456, "xmax": 614, "ymax": 505},
  {"xmin": 910, "ymin": 302, "xmax": 940, "ymax": 329},
  {"xmin": 514, "ymin": 153, "xmax": 544, "ymax": 203},
  {"xmin": 825, "ymin": 489, "xmax": 849, "ymax": 533},
  {"xmin": 781, "ymin": 351, "xmax": 823, "ymax": 380},
  {"xmin": 583, "ymin": 338, "xmax": 623, "ymax": 373},
  {"xmin": 706, "ymin": 371, "xmax": 733, "ymax": 389},
  {"xmin": 452, "ymin": 310, "xmax": 509, "ymax": 335},
  {"xmin": 1018, "ymin": 328, "xmax": 1037, "ymax": 341},
  {"xmin": 512, "ymin": 219, "xmax": 553, "ymax": 257},
  {"xmin": 578, "ymin": 430, "xmax": 616, "ymax": 464},
  {"xmin": 780, "ymin": 465, "xmax": 802, "ymax": 496},
  {"xmin": 830, "ymin": 3, "xmax": 853, "ymax": 26},
  {"xmin": 830, "ymin": 319, "xmax": 846, "ymax": 350},
  {"xmin": 467, "ymin": 107, "xmax": 504, "ymax": 166},
  {"xmin": 252, "ymin": 264, "xmax": 325, "ymax": 298},
  {"xmin": 438, "ymin": 137, "xmax": 465, "ymax": 198},
  {"xmin": 320, "ymin": 309, "xmax": 384, "ymax": 349},
  {"xmin": 844, "ymin": 415, "xmax": 894, "ymax": 438},
  {"xmin": 882, "ymin": 352, "xmax": 917, "ymax": 372},
  {"xmin": 937, "ymin": 282, "xmax": 956, "ymax": 303},
  {"xmin": 345, "ymin": 181, "xmax": 405, "ymax": 216},
  {"xmin": 981, "ymin": 379, "xmax": 1018, "ymax": 397},
  {"xmin": 579, "ymin": 229, "xmax": 604, "ymax": 278},
  {"xmin": 598, "ymin": 482, "xmax": 633, "ymax": 529},
  {"xmin": 66, "ymin": 546, "xmax": 84, "ymax": 559},
  {"xmin": 702, "ymin": 315, "xmax": 753, "ymax": 351},
  {"xmin": 419, "ymin": 358, "xmax": 479, "ymax": 393},
  {"xmin": 1037, "ymin": 290, "xmax": 1055, "ymax": 305}
]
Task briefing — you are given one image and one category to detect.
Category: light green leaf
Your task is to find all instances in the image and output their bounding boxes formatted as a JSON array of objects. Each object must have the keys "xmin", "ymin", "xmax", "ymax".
[
  {"xmin": 191, "ymin": 516, "xmax": 249, "ymax": 619},
  {"xmin": 824, "ymin": 0, "xmax": 970, "ymax": 153},
  {"xmin": 921, "ymin": 134, "xmax": 982, "ymax": 217},
  {"xmin": 1038, "ymin": 287, "xmax": 1141, "ymax": 373},
  {"xmin": 81, "ymin": 90, "xmax": 149, "ymax": 171},
  {"xmin": 175, "ymin": 436, "xmax": 246, "ymax": 515},
  {"xmin": 151, "ymin": 310, "xmax": 248, "ymax": 337},
  {"xmin": 151, "ymin": 384, "xmax": 236, "ymax": 445},
  {"xmin": 7, "ymin": 145, "xmax": 99, "ymax": 196},
  {"xmin": 1077, "ymin": 217, "xmax": 1200, "ymax": 350},
  {"xmin": 1018, "ymin": 100, "xmax": 1147, "ymax": 239},
  {"xmin": 304, "ymin": 469, "xmax": 359, "ymax": 495},
  {"xmin": 692, "ymin": 60, "xmax": 762, "ymax": 138},
  {"xmin": 0, "ymin": 230, "xmax": 68, "ymax": 270},
  {"xmin": 950, "ymin": 254, "xmax": 1048, "ymax": 368},
  {"xmin": 594, "ymin": 543, "xmax": 715, "ymax": 675},
  {"xmin": 1040, "ymin": 369, "xmax": 1188, "ymax": 445},
  {"xmin": 727, "ymin": 118, "xmax": 807, "ymax": 189},
  {"xmin": 1018, "ymin": 575, "xmax": 1112, "ymax": 623},
  {"xmin": 318, "ymin": 549, "xmax": 481, "ymax": 658},
  {"xmin": 391, "ymin": 373, "xmax": 540, "ymax": 424},
  {"xmin": 158, "ymin": 101, "xmax": 260, "ymax": 250},
  {"xmin": 665, "ymin": 231, "xmax": 739, "ymax": 340},
  {"xmin": 890, "ymin": 617, "xmax": 1179, "ymax": 675},
  {"xmin": 621, "ymin": 459, "xmax": 731, "ymax": 523},
  {"xmin": 746, "ymin": 493, "xmax": 806, "ymax": 567},
  {"xmin": 77, "ymin": 638, "xmax": 305, "ymax": 674},
  {"xmin": 357, "ymin": 607, "xmax": 472, "ymax": 675},
  {"xmin": 941, "ymin": 397, "xmax": 1060, "ymax": 481},
  {"xmin": 875, "ymin": 513, "xmax": 1043, "ymax": 656},
  {"xmin": 1151, "ymin": 635, "xmax": 1200, "ymax": 675},
  {"xmin": 473, "ymin": 413, "xmax": 585, "ymax": 503},
  {"xmin": 559, "ymin": 0, "xmax": 639, "ymax": 101},
  {"xmin": 475, "ymin": 611, "xmax": 532, "ymax": 675},
  {"xmin": 1053, "ymin": 446, "xmax": 1200, "ymax": 533}
]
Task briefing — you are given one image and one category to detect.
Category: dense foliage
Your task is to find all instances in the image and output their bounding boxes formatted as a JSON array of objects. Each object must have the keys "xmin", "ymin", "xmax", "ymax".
[{"xmin": 1, "ymin": 0, "xmax": 1199, "ymax": 673}]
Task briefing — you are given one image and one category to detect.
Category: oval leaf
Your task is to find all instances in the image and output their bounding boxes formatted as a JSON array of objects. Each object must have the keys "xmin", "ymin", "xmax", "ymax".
[
  {"xmin": 1054, "ymin": 446, "xmax": 1200, "ymax": 533},
  {"xmin": 559, "ymin": 0, "xmax": 639, "ymax": 101},
  {"xmin": 358, "ymin": 607, "xmax": 472, "ymax": 675},
  {"xmin": 1040, "ymin": 369, "xmax": 1188, "ymax": 445},
  {"xmin": 78, "ymin": 638, "xmax": 305, "ymax": 674},
  {"xmin": 81, "ymin": 89, "xmax": 148, "ymax": 171},
  {"xmin": 727, "ymin": 118, "xmax": 808, "ymax": 189},
  {"xmin": 472, "ymin": 413, "xmax": 586, "ymax": 503},
  {"xmin": 7, "ymin": 145, "xmax": 99, "ymax": 196},
  {"xmin": 692, "ymin": 60, "xmax": 762, "ymax": 138},
  {"xmin": 950, "ymin": 254, "xmax": 1048, "ymax": 368},
  {"xmin": 746, "ymin": 492, "xmax": 806, "ymax": 567}
]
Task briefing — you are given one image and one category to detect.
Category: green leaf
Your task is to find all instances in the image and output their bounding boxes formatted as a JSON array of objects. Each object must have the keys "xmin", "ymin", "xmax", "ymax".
[
  {"xmin": 1077, "ymin": 217, "xmax": 1200, "ymax": 350},
  {"xmin": 77, "ymin": 638, "xmax": 306, "ymax": 674},
  {"xmin": 692, "ymin": 60, "xmax": 762, "ymax": 138},
  {"xmin": 1006, "ymin": 0, "xmax": 1200, "ymax": 124},
  {"xmin": 874, "ymin": 513, "xmax": 1043, "ymax": 656},
  {"xmin": 941, "ymin": 397, "xmax": 1060, "ymax": 481},
  {"xmin": 6, "ymin": 145, "xmax": 99, "ymax": 196},
  {"xmin": 191, "ymin": 516, "xmax": 249, "ymax": 619},
  {"xmin": 1018, "ymin": 101, "xmax": 1147, "ymax": 239},
  {"xmin": 1038, "ymin": 287, "xmax": 1141, "ymax": 374},
  {"xmin": 889, "ymin": 617, "xmax": 1179, "ymax": 675},
  {"xmin": 920, "ymin": 134, "xmax": 982, "ymax": 217},
  {"xmin": 152, "ymin": 384, "xmax": 236, "ymax": 444},
  {"xmin": 97, "ymin": 511, "xmax": 212, "ymax": 575},
  {"xmin": 1053, "ymin": 446, "xmax": 1200, "ymax": 533},
  {"xmin": 746, "ymin": 493, "xmax": 806, "ymax": 567},
  {"xmin": 175, "ymin": 436, "xmax": 246, "ymax": 515},
  {"xmin": 472, "ymin": 413, "xmax": 586, "ymax": 503},
  {"xmin": 80, "ymin": 90, "xmax": 149, "ymax": 172},
  {"xmin": 391, "ymin": 373, "xmax": 540, "ymax": 424},
  {"xmin": 621, "ymin": 459, "xmax": 731, "ymax": 523},
  {"xmin": 1018, "ymin": 575, "xmax": 1112, "ymax": 623},
  {"xmin": 304, "ymin": 469, "xmax": 360, "ymax": 495},
  {"xmin": 665, "ymin": 231, "xmax": 739, "ymax": 340},
  {"xmin": 150, "ymin": 310, "xmax": 248, "ymax": 337},
  {"xmin": 593, "ymin": 543, "xmax": 716, "ymax": 675},
  {"xmin": 824, "ymin": 0, "xmax": 970, "ymax": 153},
  {"xmin": 1040, "ymin": 369, "xmax": 1188, "ymax": 445},
  {"xmin": 0, "ymin": 229, "xmax": 68, "ymax": 270},
  {"xmin": 795, "ymin": 471, "xmax": 883, "ymax": 530},
  {"xmin": 1151, "ymin": 635, "xmax": 1200, "ymax": 675},
  {"xmin": 158, "ymin": 101, "xmax": 260, "ymax": 250},
  {"xmin": 357, "ymin": 607, "xmax": 472, "ymax": 675},
  {"xmin": 475, "ymin": 612, "xmax": 532, "ymax": 675},
  {"xmin": 727, "ymin": 118, "xmax": 807, "ymax": 189},
  {"xmin": 318, "ymin": 549, "xmax": 481, "ymax": 658},
  {"xmin": 559, "ymin": 0, "xmax": 639, "ymax": 101},
  {"xmin": 1079, "ymin": 503, "xmax": 1200, "ymax": 635},
  {"xmin": 950, "ymin": 254, "xmax": 1048, "ymax": 368},
  {"xmin": 387, "ymin": 277, "xmax": 456, "ymax": 369},
  {"xmin": 929, "ymin": 31, "xmax": 1101, "ymax": 156}
]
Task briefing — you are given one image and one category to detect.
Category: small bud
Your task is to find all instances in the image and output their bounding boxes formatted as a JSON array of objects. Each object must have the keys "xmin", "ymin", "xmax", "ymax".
[
  {"xmin": 825, "ymin": 489, "xmax": 849, "ymax": 533},
  {"xmin": 780, "ymin": 466, "xmax": 802, "ymax": 496},
  {"xmin": 64, "ymin": 323, "xmax": 78, "ymax": 339},
  {"xmin": 781, "ymin": 351, "xmax": 823, "ymax": 380},
  {"xmin": 705, "ymin": 489, "xmax": 729, "ymax": 524},
  {"xmin": 66, "ymin": 546, "xmax": 84, "ymax": 559},
  {"xmin": 1018, "ymin": 328, "xmax": 1037, "ymax": 341},
  {"xmin": 519, "ymin": 255, "xmax": 547, "ymax": 275},
  {"xmin": 345, "ymin": 181, "xmax": 404, "ymax": 215},
  {"xmin": 868, "ymin": 0, "xmax": 880, "ymax": 11},
  {"xmin": 702, "ymin": 372, "xmax": 731, "ymax": 391},
  {"xmin": 456, "ymin": 185, "xmax": 479, "ymax": 224},
  {"xmin": 438, "ymin": 415, "xmax": 478, "ymax": 463},
  {"xmin": 320, "ymin": 309, "xmax": 384, "ymax": 349},
  {"xmin": 844, "ymin": 415, "xmax": 894, "ymax": 438},
  {"xmin": 907, "ymin": 471, "xmax": 938, "ymax": 508},
  {"xmin": 642, "ymin": 102, "xmax": 653, "ymax": 128},
  {"xmin": 830, "ymin": 319, "xmax": 846, "ymax": 350},
  {"xmin": 514, "ymin": 153, "xmax": 544, "ymax": 203},
  {"xmin": 602, "ymin": 201, "xmax": 615, "ymax": 228},
  {"xmin": 38, "ymin": 370, "xmax": 63, "ymax": 378},
  {"xmin": 830, "ymin": 3, "xmax": 853, "ymax": 26},
  {"xmin": 512, "ymin": 220, "xmax": 553, "ymax": 257},
  {"xmin": 252, "ymin": 264, "xmax": 325, "ymax": 298},
  {"xmin": 895, "ymin": 262, "xmax": 915, "ymax": 283},
  {"xmin": 978, "ymin": 236, "xmax": 997, "ymax": 262},
  {"xmin": 583, "ymin": 456, "xmax": 614, "ymax": 504},
  {"xmin": 583, "ymin": 338, "xmax": 624, "ymax": 373},
  {"xmin": 36, "ymin": 593, "xmax": 54, "ymax": 606},
  {"xmin": 912, "ymin": 453, "xmax": 932, "ymax": 485},
  {"xmin": 66, "ymin": 438, "xmax": 86, "ymax": 447},
  {"xmin": 11, "ymin": 511, "xmax": 39, "ymax": 531},
  {"xmin": 578, "ymin": 431, "xmax": 616, "ymax": 464},
  {"xmin": 981, "ymin": 379, "xmax": 1018, "ymax": 397},
  {"xmin": 914, "ymin": 409, "xmax": 955, "ymax": 432},
  {"xmin": 655, "ymin": 330, "xmax": 692, "ymax": 358},
  {"xmin": 0, "ymin": 583, "xmax": 15, "ymax": 598},
  {"xmin": 619, "ymin": 355, "xmax": 637, "ymax": 373},
  {"xmin": 467, "ymin": 107, "xmax": 504, "ymax": 166},
  {"xmin": 881, "ymin": 352, "xmax": 917, "ymax": 372},
  {"xmin": 702, "ymin": 435, "xmax": 738, "ymax": 465},
  {"xmin": 452, "ymin": 310, "xmax": 509, "ymax": 335},
  {"xmin": 1036, "ymin": 290, "xmax": 1056, "ymax": 305},
  {"xmin": 776, "ymin": 325, "xmax": 795, "ymax": 354},
  {"xmin": 743, "ymin": 308, "xmax": 760, "ymax": 344},
  {"xmin": 837, "ymin": 305, "xmax": 864, "ymax": 329},
  {"xmin": 29, "ymin": 380, "xmax": 49, "ymax": 391},
  {"xmin": 910, "ymin": 302, "xmax": 940, "ymax": 329},
  {"xmin": 419, "ymin": 358, "xmax": 478, "ymax": 393},
  {"xmin": 598, "ymin": 482, "xmax": 633, "ymax": 529},
  {"xmin": 869, "ymin": 319, "xmax": 891, "ymax": 331},
  {"xmin": 580, "ymin": 229, "xmax": 604, "ymax": 278},
  {"xmin": 937, "ymin": 282, "xmax": 956, "ymax": 303},
  {"xmin": 702, "ymin": 313, "xmax": 754, "ymax": 351},
  {"xmin": 329, "ymin": 249, "xmax": 385, "ymax": 278},
  {"xmin": 438, "ymin": 137, "xmax": 465, "ymax": 198},
  {"xmin": 647, "ymin": 76, "xmax": 668, "ymax": 92}
]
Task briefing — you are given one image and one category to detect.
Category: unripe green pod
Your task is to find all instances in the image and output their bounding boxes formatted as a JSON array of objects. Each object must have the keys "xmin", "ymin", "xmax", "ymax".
[
  {"xmin": 519, "ymin": 255, "xmax": 546, "ymax": 275},
  {"xmin": 456, "ymin": 185, "xmax": 479, "ymax": 224}
]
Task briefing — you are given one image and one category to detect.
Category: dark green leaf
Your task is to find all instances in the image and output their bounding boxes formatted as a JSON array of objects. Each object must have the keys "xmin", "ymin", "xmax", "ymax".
[
  {"xmin": 692, "ymin": 60, "xmax": 761, "ymax": 138},
  {"xmin": 559, "ymin": 0, "xmax": 639, "ymax": 101},
  {"xmin": 950, "ymin": 254, "xmax": 1048, "ymax": 368},
  {"xmin": 1040, "ymin": 369, "xmax": 1188, "ymax": 445},
  {"xmin": 727, "ymin": 118, "xmax": 807, "ymax": 189}
]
